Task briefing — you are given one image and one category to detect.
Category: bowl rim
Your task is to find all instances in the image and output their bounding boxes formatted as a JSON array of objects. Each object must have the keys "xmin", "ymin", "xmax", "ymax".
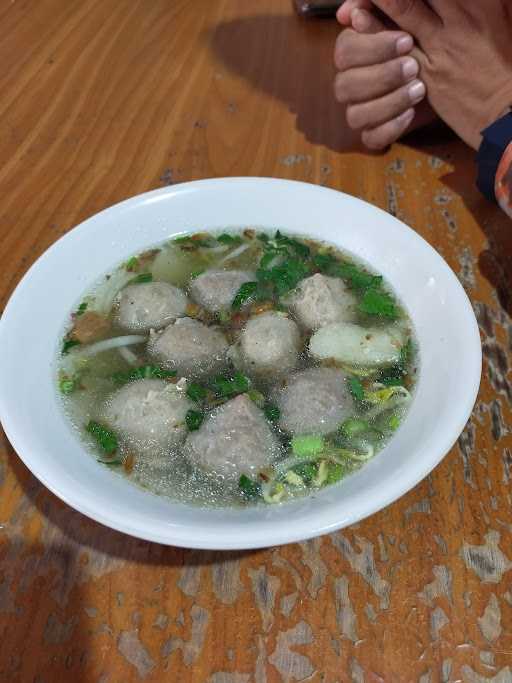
[{"xmin": 0, "ymin": 177, "xmax": 482, "ymax": 549}]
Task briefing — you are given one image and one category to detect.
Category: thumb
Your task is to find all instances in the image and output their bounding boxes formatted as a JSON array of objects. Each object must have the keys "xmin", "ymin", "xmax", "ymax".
[
  {"xmin": 337, "ymin": 0, "xmax": 373, "ymax": 26},
  {"xmin": 371, "ymin": 0, "xmax": 440, "ymax": 41}
]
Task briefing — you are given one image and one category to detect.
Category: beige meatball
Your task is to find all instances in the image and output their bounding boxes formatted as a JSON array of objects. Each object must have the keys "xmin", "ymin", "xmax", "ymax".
[
  {"xmin": 189, "ymin": 269, "xmax": 255, "ymax": 312},
  {"xmin": 185, "ymin": 394, "xmax": 280, "ymax": 481},
  {"xmin": 103, "ymin": 379, "xmax": 192, "ymax": 452},
  {"xmin": 149, "ymin": 317, "xmax": 229, "ymax": 378},
  {"xmin": 116, "ymin": 282, "xmax": 188, "ymax": 333},
  {"xmin": 229, "ymin": 312, "xmax": 300, "ymax": 380},
  {"xmin": 274, "ymin": 367, "xmax": 353, "ymax": 436},
  {"xmin": 286, "ymin": 273, "xmax": 356, "ymax": 331}
]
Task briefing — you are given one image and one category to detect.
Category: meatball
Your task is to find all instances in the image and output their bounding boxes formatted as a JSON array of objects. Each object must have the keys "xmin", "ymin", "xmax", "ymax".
[
  {"xmin": 229, "ymin": 312, "xmax": 300, "ymax": 380},
  {"xmin": 148, "ymin": 317, "xmax": 229, "ymax": 377},
  {"xmin": 286, "ymin": 273, "xmax": 356, "ymax": 331},
  {"xmin": 309, "ymin": 322, "xmax": 404, "ymax": 367},
  {"xmin": 116, "ymin": 282, "xmax": 188, "ymax": 333},
  {"xmin": 189, "ymin": 269, "xmax": 255, "ymax": 312},
  {"xmin": 185, "ymin": 394, "xmax": 280, "ymax": 481},
  {"xmin": 274, "ymin": 367, "xmax": 353, "ymax": 436},
  {"xmin": 103, "ymin": 379, "xmax": 192, "ymax": 452}
]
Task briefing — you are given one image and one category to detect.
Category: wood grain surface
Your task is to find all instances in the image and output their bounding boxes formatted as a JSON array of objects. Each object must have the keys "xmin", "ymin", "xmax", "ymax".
[{"xmin": 1, "ymin": 1, "xmax": 511, "ymax": 681}]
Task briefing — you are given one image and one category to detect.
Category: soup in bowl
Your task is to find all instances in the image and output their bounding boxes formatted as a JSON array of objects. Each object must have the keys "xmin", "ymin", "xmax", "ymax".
[{"xmin": 0, "ymin": 178, "xmax": 481, "ymax": 549}]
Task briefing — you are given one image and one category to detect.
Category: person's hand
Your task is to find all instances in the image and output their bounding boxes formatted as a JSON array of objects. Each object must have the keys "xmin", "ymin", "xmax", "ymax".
[
  {"xmin": 370, "ymin": 0, "xmax": 512, "ymax": 150},
  {"xmin": 333, "ymin": 1, "xmax": 436, "ymax": 149}
]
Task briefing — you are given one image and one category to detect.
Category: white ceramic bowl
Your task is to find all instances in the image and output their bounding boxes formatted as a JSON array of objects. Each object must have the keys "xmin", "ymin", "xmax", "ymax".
[{"xmin": 0, "ymin": 178, "xmax": 481, "ymax": 549}]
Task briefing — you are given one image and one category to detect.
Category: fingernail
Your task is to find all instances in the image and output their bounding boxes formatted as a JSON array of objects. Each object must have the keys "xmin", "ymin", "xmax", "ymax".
[
  {"xmin": 408, "ymin": 80, "xmax": 426, "ymax": 104},
  {"xmin": 396, "ymin": 35, "xmax": 414, "ymax": 55},
  {"xmin": 351, "ymin": 8, "xmax": 371, "ymax": 32},
  {"xmin": 402, "ymin": 57, "xmax": 418, "ymax": 81}
]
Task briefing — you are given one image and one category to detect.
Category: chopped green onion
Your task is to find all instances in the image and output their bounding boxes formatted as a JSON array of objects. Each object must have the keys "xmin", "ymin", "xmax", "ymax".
[
  {"xmin": 112, "ymin": 365, "xmax": 176, "ymax": 385},
  {"xmin": 128, "ymin": 272, "xmax": 153, "ymax": 285},
  {"xmin": 327, "ymin": 462, "xmax": 347, "ymax": 484},
  {"xmin": 239, "ymin": 474, "xmax": 262, "ymax": 499},
  {"xmin": 264, "ymin": 404, "xmax": 280, "ymax": 422},
  {"xmin": 76, "ymin": 302, "xmax": 88, "ymax": 316},
  {"xmin": 292, "ymin": 435, "xmax": 325, "ymax": 458},
  {"xmin": 186, "ymin": 410, "xmax": 204, "ymax": 431},
  {"xmin": 285, "ymin": 471, "xmax": 304, "ymax": 487},
  {"xmin": 340, "ymin": 418, "xmax": 370, "ymax": 438},
  {"xmin": 359, "ymin": 289, "xmax": 397, "ymax": 319},
  {"xmin": 257, "ymin": 233, "xmax": 270, "ymax": 243},
  {"xmin": 348, "ymin": 377, "xmax": 365, "ymax": 402},
  {"xmin": 217, "ymin": 233, "xmax": 243, "ymax": 245},
  {"xmin": 98, "ymin": 459, "xmax": 123, "ymax": 466},
  {"xmin": 59, "ymin": 376, "xmax": 78, "ymax": 395},
  {"xmin": 232, "ymin": 281, "xmax": 259, "ymax": 310},
  {"xmin": 292, "ymin": 462, "xmax": 317, "ymax": 483},
  {"xmin": 186, "ymin": 382, "xmax": 208, "ymax": 402},
  {"xmin": 62, "ymin": 339, "xmax": 81, "ymax": 355},
  {"xmin": 86, "ymin": 421, "xmax": 118, "ymax": 454},
  {"xmin": 312, "ymin": 460, "xmax": 329, "ymax": 488},
  {"xmin": 190, "ymin": 269, "xmax": 204, "ymax": 279},
  {"xmin": 389, "ymin": 415, "xmax": 401, "ymax": 430}
]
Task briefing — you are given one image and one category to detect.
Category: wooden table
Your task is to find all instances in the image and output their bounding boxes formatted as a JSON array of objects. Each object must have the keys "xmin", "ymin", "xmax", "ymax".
[{"xmin": 1, "ymin": 1, "xmax": 511, "ymax": 681}]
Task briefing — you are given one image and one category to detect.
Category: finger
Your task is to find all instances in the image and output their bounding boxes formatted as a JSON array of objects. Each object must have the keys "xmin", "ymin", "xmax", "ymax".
[
  {"xmin": 370, "ymin": 0, "xmax": 441, "ymax": 41},
  {"xmin": 334, "ymin": 29, "xmax": 414, "ymax": 71},
  {"xmin": 351, "ymin": 8, "xmax": 386, "ymax": 34},
  {"xmin": 334, "ymin": 56, "xmax": 419, "ymax": 104},
  {"xmin": 337, "ymin": 0, "xmax": 372, "ymax": 26},
  {"xmin": 361, "ymin": 108, "xmax": 416, "ymax": 150},
  {"xmin": 346, "ymin": 79, "xmax": 426, "ymax": 130}
]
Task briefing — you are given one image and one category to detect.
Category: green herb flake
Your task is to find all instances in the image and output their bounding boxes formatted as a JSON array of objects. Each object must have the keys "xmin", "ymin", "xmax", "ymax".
[
  {"xmin": 187, "ymin": 382, "xmax": 208, "ymax": 402},
  {"xmin": 76, "ymin": 302, "xmax": 88, "ymax": 316},
  {"xmin": 348, "ymin": 377, "xmax": 365, "ymax": 402},
  {"xmin": 359, "ymin": 288, "xmax": 397, "ymax": 319},
  {"xmin": 217, "ymin": 233, "xmax": 243, "ymax": 246},
  {"xmin": 112, "ymin": 365, "xmax": 176, "ymax": 385},
  {"xmin": 98, "ymin": 459, "xmax": 123, "ymax": 466},
  {"xmin": 239, "ymin": 474, "xmax": 262, "ymax": 499},
  {"xmin": 62, "ymin": 339, "xmax": 81, "ymax": 355},
  {"xmin": 211, "ymin": 372, "xmax": 250, "ymax": 399},
  {"xmin": 264, "ymin": 404, "xmax": 280, "ymax": 422},
  {"xmin": 186, "ymin": 410, "xmax": 204, "ymax": 431},
  {"xmin": 232, "ymin": 281, "xmax": 259, "ymax": 310},
  {"xmin": 86, "ymin": 420, "xmax": 118, "ymax": 454},
  {"xmin": 292, "ymin": 435, "xmax": 325, "ymax": 458},
  {"xmin": 125, "ymin": 256, "xmax": 139, "ymax": 272},
  {"xmin": 336, "ymin": 262, "xmax": 383, "ymax": 291},
  {"xmin": 128, "ymin": 272, "xmax": 153, "ymax": 285}
]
